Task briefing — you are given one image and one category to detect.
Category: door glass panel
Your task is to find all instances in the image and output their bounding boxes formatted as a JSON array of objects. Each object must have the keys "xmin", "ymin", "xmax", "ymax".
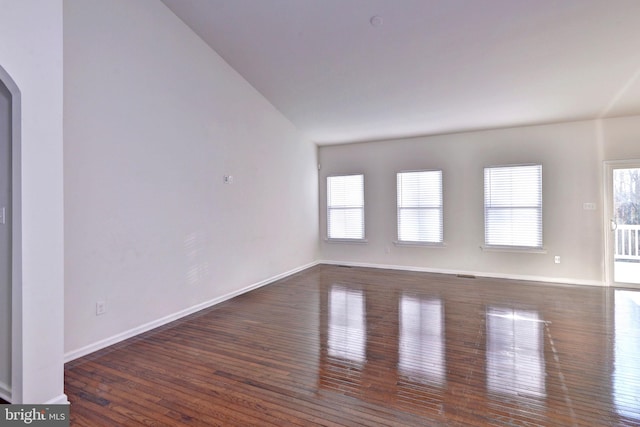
[{"xmin": 613, "ymin": 168, "xmax": 640, "ymax": 284}]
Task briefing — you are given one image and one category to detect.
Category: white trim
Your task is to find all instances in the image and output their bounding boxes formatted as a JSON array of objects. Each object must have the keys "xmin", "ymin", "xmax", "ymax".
[
  {"xmin": 324, "ymin": 238, "xmax": 368, "ymax": 244},
  {"xmin": 318, "ymin": 260, "xmax": 603, "ymax": 287},
  {"xmin": 45, "ymin": 394, "xmax": 69, "ymax": 405},
  {"xmin": 0, "ymin": 380, "xmax": 10, "ymax": 402},
  {"xmin": 604, "ymin": 161, "xmax": 614, "ymax": 286},
  {"xmin": 396, "ymin": 169, "xmax": 444, "ymax": 244},
  {"xmin": 480, "ymin": 245, "xmax": 547, "ymax": 254},
  {"xmin": 603, "ymin": 159, "xmax": 640, "ymax": 287},
  {"xmin": 326, "ymin": 173, "xmax": 365, "ymax": 241},
  {"xmin": 64, "ymin": 261, "xmax": 319, "ymax": 362},
  {"xmin": 394, "ymin": 241, "xmax": 446, "ymax": 248},
  {"xmin": 0, "ymin": 64, "xmax": 22, "ymax": 405},
  {"xmin": 484, "ymin": 163, "xmax": 543, "ymax": 249}
]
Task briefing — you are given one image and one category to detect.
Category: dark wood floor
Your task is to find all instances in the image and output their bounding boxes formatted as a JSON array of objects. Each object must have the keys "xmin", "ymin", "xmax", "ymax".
[{"xmin": 65, "ymin": 264, "xmax": 640, "ymax": 426}]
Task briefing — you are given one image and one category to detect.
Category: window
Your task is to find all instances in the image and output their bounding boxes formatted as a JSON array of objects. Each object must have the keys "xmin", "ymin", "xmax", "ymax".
[
  {"xmin": 484, "ymin": 164, "xmax": 542, "ymax": 248},
  {"xmin": 327, "ymin": 174, "xmax": 364, "ymax": 240},
  {"xmin": 397, "ymin": 170, "xmax": 443, "ymax": 243}
]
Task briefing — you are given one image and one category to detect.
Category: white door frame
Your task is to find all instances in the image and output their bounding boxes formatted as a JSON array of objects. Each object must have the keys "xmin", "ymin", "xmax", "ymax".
[
  {"xmin": 0, "ymin": 65, "xmax": 21, "ymax": 404},
  {"xmin": 603, "ymin": 159, "xmax": 640, "ymax": 288}
]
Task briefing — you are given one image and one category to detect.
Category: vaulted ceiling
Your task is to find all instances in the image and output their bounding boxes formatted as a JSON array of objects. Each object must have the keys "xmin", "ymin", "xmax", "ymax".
[{"xmin": 161, "ymin": 0, "xmax": 640, "ymax": 144}]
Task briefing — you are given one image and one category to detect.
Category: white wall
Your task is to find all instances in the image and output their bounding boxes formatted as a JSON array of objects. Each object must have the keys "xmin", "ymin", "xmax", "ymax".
[
  {"xmin": 64, "ymin": 0, "xmax": 318, "ymax": 357},
  {"xmin": 601, "ymin": 115, "xmax": 640, "ymax": 161},
  {"xmin": 0, "ymin": 0, "xmax": 65, "ymax": 404},
  {"xmin": 319, "ymin": 119, "xmax": 608, "ymax": 285}
]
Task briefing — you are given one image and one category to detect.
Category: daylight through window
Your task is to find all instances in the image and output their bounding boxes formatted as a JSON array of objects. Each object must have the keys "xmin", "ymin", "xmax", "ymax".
[
  {"xmin": 397, "ymin": 170, "xmax": 443, "ymax": 243},
  {"xmin": 327, "ymin": 174, "xmax": 365, "ymax": 240},
  {"xmin": 484, "ymin": 164, "xmax": 542, "ymax": 248}
]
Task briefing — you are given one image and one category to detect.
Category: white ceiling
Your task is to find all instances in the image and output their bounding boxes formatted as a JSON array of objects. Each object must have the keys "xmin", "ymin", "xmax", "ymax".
[{"xmin": 161, "ymin": 0, "xmax": 640, "ymax": 145}]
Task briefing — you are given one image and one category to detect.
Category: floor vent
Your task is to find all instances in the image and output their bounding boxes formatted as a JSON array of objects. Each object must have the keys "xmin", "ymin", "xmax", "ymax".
[{"xmin": 457, "ymin": 274, "xmax": 476, "ymax": 279}]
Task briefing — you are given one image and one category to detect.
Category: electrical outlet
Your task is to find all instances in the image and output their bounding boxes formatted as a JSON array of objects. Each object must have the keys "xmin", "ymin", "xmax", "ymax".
[
  {"xmin": 96, "ymin": 301, "xmax": 106, "ymax": 316},
  {"xmin": 554, "ymin": 256, "xmax": 561, "ymax": 264}
]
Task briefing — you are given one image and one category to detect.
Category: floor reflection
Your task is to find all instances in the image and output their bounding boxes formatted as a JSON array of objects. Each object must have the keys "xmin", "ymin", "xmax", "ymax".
[
  {"xmin": 399, "ymin": 295, "xmax": 445, "ymax": 386},
  {"xmin": 316, "ymin": 267, "xmax": 640, "ymax": 425},
  {"xmin": 615, "ymin": 289, "xmax": 640, "ymax": 421},
  {"xmin": 486, "ymin": 307, "xmax": 546, "ymax": 399},
  {"xmin": 67, "ymin": 264, "xmax": 640, "ymax": 426},
  {"xmin": 327, "ymin": 285, "xmax": 366, "ymax": 364}
]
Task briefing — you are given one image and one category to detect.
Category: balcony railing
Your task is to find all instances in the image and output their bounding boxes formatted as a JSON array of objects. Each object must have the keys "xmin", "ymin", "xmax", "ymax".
[{"xmin": 615, "ymin": 224, "xmax": 640, "ymax": 261}]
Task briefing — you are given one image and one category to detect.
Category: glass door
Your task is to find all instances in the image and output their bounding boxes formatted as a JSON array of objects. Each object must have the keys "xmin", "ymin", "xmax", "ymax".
[{"xmin": 607, "ymin": 162, "xmax": 640, "ymax": 286}]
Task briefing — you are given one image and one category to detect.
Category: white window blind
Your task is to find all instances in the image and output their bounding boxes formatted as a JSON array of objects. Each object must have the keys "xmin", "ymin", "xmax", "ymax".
[
  {"xmin": 484, "ymin": 164, "xmax": 542, "ymax": 248},
  {"xmin": 327, "ymin": 174, "xmax": 364, "ymax": 240},
  {"xmin": 397, "ymin": 170, "xmax": 443, "ymax": 243}
]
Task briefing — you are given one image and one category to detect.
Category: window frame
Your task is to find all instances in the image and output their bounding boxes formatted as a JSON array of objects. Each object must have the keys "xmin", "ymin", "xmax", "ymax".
[
  {"xmin": 326, "ymin": 173, "xmax": 366, "ymax": 242},
  {"xmin": 395, "ymin": 169, "xmax": 444, "ymax": 246},
  {"xmin": 483, "ymin": 163, "xmax": 544, "ymax": 252}
]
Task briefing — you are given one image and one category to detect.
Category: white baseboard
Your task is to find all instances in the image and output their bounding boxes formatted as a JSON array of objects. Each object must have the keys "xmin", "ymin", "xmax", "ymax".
[
  {"xmin": 318, "ymin": 260, "xmax": 604, "ymax": 287},
  {"xmin": 64, "ymin": 261, "xmax": 319, "ymax": 363},
  {"xmin": 45, "ymin": 393, "xmax": 69, "ymax": 405},
  {"xmin": 64, "ymin": 259, "xmax": 603, "ymax": 364},
  {"xmin": 0, "ymin": 380, "xmax": 10, "ymax": 403}
]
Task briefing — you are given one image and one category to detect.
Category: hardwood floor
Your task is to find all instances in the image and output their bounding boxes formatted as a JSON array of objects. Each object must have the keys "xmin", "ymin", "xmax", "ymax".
[{"xmin": 65, "ymin": 264, "xmax": 640, "ymax": 426}]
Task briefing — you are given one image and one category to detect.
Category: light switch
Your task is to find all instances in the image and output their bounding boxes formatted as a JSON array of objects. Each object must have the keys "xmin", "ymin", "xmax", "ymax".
[{"xmin": 583, "ymin": 202, "xmax": 596, "ymax": 210}]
